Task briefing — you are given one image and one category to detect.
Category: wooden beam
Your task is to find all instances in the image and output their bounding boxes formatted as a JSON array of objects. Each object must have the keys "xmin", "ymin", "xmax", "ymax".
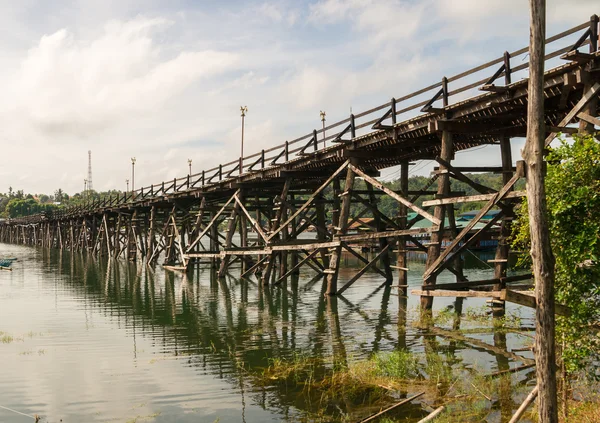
[
  {"xmin": 186, "ymin": 190, "xmax": 239, "ymax": 252},
  {"xmin": 234, "ymin": 194, "xmax": 269, "ymax": 242},
  {"xmin": 422, "ymin": 190, "xmax": 525, "ymax": 206},
  {"xmin": 412, "ymin": 289, "xmax": 503, "ymax": 298},
  {"xmin": 421, "ymin": 273, "xmax": 532, "ymax": 290},
  {"xmin": 545, "ymin": 82, "xmax": 600, "ymax": 146},
  {"xmin": 338, "ymin": 244, "xmax": 390, "ymax": 295},
  {"xmin": 341, "ymin": 242, "xmax": 388, "ymax": 279},
  {"xmin": 422, "ymin": 164, "xmax": 523, "ymax": 281},
  {"xmin": 274, "ymin": 249, "xmax": 320, "ymax": 284},
  {"xmin": 269, "ymin": 160, "xmax": 349, "ymax": 241},
  {"xmin": 349, "ymin": 164, "xmax": 441, "ymax": 225},
  {"xmin": 577, "ymin": 112, "xmax": 600, "ymax": 127},
  {"xmin": 500, "ymin": 289, "xmax": 571, "ymax": 317},
  {"xmin": 428, "ymin": 120, "xmax": 505, "ymax": 134},
  {"xmin": 340, "ymin": 227, "xmax": 432, "ymax": 242}
]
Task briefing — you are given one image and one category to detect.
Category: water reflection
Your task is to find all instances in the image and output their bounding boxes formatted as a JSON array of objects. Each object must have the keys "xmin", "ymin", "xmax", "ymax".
[{"xmin": 0, "ymin": 244, "xmax": 534, "ymax": 422}]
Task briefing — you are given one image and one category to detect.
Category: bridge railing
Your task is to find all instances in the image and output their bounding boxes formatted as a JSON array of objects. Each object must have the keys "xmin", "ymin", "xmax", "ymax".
[
  {"xmin": 135, "ymin": 16, "xmax": 595, "ymax": 198},
  {"xmin": 7, "ymin": 15, "xmax": 599, "ymax": 224}
]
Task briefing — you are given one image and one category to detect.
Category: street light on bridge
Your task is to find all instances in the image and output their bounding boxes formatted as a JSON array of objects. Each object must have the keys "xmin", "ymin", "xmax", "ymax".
[
  {"xmin": 131, "ymin": 157, "xmax": 136, "ymax": 194},
  {"xmin": 320, "ymin": 110, "xmax": 326, "ymax": 148},
  {"xmin": 188, "ymin": 159, "xmax": 192, "ymax": 175},
  {"xmin": 126, "ymin": 179, "xmax": 129, "ymax": 193},
  {"xmin": 240, "ymin": 106, "xmax": 248, "ymax": 175}
]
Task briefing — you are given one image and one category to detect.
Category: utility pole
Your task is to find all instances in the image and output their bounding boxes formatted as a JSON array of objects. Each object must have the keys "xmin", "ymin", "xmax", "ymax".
[
  {"xmin": 320, "ymin": 110, "xmax": 326, "ymax": 148},
  {"xmin": 131, "ymin": 157, "xmax": 136, "ymax": 195},
  {"xmin": 240, "ymin": 106, "xmax": 247, "ymax": 175},
  {"xmin": 525, "ymin": 1, "xmax": 558, "ymax": 421}
]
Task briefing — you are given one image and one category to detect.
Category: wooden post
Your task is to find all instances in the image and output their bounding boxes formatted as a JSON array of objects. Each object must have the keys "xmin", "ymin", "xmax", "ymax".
[
  {"xmin": 422, "ymin": 130, "xmax": 453, "ymax": 309},
  {"xmin": 315, "ymin": 193, "xmax": 329, "ymax": 268},
  {"xmin": 397, "ymin": 162, "xmax": 409, "ymax": 292},
  {"xmin": 326, "ymin": 165, "xmax": 355, "ymax": 295},
  {"xmin": 290, "ymin": 193, "xmax": 299, "ymax": 274},
  {"xmin": 493, "ymin": 135, "xmax": 514, "ymax": 311},
  {"xmin": 218, "ymin": 201, "xmax": 239, "ymax": 278},
  {"xmin": 525, "ymin": 1, "xmax": 558, "ymax": 421},
  {"xmin": 579, "ymin": 14, "xmax": 599, "ymax": 134},
  {"xmin": 367, "ymin": 184, "xmax": 393, "ymax": 282},
  {"xmin": 238, "ymin": 191, "xmax": 250, "ymax": 273}
]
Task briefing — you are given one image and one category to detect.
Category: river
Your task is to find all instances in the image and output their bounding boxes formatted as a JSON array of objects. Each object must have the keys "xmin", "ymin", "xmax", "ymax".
[{"xmin": 0, "ymin": 243, "xmax": 535, "ymax": 422}]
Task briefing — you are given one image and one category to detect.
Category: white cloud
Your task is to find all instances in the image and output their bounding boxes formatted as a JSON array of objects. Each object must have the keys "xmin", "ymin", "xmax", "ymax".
[
  {"xmin": 10, "ymin": 17, "xmax": 237, "ymax": 139},
  {"xmin": 0, "ymin": 0, "xmax": 597, "ymax": 194}
]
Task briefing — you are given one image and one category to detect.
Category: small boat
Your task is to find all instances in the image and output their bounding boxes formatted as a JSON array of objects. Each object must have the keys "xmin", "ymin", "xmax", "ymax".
[{"xmin": 0, "ymin": 258, "xmax": 17, "ymax": 270}]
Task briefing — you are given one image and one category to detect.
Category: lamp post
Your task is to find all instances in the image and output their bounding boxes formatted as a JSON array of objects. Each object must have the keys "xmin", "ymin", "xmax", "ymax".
[
  {"xmin": 320, "ymin": 110, "xmax": 326, "ymax": 148},
  {"xmin": 126, "ymin": 179, "xmax": 129, "ymax": 193},
  {"xmin": 131, "ymin": 157, "xmax": 136, "ymax": 195},
  {"xmin": 188, "ymin": 159, "xmax": 192, "ymax": 175},
  {"xmin": 240, "ymin": 106, "xmax": 248, "ymax": 175}
]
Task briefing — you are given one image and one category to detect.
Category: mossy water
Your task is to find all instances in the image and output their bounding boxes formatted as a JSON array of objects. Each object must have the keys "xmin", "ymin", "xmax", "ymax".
[{"xmin": 0, "ymin": 243, "xmax": 542, "ymax": 422}]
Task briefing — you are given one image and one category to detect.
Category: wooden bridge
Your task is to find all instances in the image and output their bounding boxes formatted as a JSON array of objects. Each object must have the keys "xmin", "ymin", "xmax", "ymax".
[{"xmin": 2, "ymin": 15, "xmax": 599, "ymax": 306}]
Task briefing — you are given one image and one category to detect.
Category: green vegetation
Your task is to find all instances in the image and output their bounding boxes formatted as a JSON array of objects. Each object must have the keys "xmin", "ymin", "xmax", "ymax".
[
  {"xmin": 513, "ymin": 134, "xmax": 600, "ymax": 378},
  {"xmin": 0, "ymin": 187, "xmax": 125, "ymax": 218}
]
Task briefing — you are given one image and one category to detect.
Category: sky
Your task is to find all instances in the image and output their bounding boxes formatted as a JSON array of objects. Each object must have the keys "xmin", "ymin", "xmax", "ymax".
[{"xmin": 0, "ymin": 0, "xmax": 597, "ymax": 195}]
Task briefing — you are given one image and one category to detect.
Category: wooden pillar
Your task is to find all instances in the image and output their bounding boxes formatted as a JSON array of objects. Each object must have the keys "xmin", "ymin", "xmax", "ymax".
[
  {"xmin": 261, "ymin": 179, "xmax": 291, "ymax": 285},
  {"xmin": 422, "ymin": 130, "xmax": 453, "ymax": 309},
  {"xmin": 238, "ymin": 191, "xmax": 249, "ymax": 273},
  {"xmin": 579, "ymin": 15, "xmax": 599, "ymax": 135},
  {"xmin": 367, "ymin": 184, "xmax": 393, "ymax": 282},
  {"xmin": 493, "ymin": 136, "xmax": 514, "ymax": 304},
  {"xmin": 315, "ymin": 193, "xmax": 330, "ymax": 268},
  {"xmin": 397, "ymin": 161, "xmax": 409, "ymax": 293},
  {"xmin": 526, "ymin": 1, "xmax": 558, "ymax": 421},
  {"xmin": 210, "ymin": 208, "xmax": 220, "ymax": 269},
  {"xmin": 290, "ymin": 193, "xmax": 299, "ymax": 274},
  {"xmin": 218, "ymin": 200, "xmax": 239, "ymax": 278},
  {"xmin": 278, "ymin": 197, "xmax": 289, "ymax": 280},
  {"xmin": 326, "ymin": 165, "xmax": 355, "ymax": 295}
]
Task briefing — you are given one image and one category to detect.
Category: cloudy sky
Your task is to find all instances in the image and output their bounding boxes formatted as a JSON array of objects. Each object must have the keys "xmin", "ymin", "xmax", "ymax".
[{"xmin": 0, "ymin": 0, "xmax": 597, "ymax": 195}]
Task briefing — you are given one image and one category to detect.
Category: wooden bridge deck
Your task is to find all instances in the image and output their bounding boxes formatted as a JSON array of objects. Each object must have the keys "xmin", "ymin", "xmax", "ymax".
[{"xmin": 1, "ymin": 15, "xmax": 599, "ymax": 306}]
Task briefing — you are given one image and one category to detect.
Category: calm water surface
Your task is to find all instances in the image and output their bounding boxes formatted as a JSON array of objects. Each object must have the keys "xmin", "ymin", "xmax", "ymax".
[{"xmin": 0, "ymin": 243, "xmax": 534, "ymax": 422}]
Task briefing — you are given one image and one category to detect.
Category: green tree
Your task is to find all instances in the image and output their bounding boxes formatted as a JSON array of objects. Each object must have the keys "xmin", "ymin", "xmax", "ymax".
[{"xmin": 513, "ymin": 134, "xmax": 600, "ymax": 377}]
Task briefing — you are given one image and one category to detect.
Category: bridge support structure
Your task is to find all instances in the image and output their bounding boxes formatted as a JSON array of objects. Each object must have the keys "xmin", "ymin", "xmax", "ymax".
[{"xmin": 0, "ymin": 16, "xmax": 598, "ymax": 311}]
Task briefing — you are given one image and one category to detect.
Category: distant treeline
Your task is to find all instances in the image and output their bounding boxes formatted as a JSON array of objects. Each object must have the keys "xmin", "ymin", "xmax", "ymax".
[{"xmin": 0, "ymin": 187, "xmax": 123, "ymax": 218}]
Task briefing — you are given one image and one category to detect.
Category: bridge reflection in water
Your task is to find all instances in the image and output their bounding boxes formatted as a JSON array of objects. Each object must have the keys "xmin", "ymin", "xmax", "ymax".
[{"xmin": 0, "ymin": 243, "xmax": 536, "ymax": 422}]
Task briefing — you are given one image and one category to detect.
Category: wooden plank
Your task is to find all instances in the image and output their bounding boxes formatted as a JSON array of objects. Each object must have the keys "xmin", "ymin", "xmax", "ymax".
[
  {"xmin": 545, "ymin": 82, "xmax": 600, "ymax": 146},
  {"xmin": 268, "ymin": 160, "xmax": 350, "ymax": 241},
  {"xmin": 340, "ymin": 242, "xmax": 388, "ymax": 279},
  {"xmin": 577, "ymin": 112, "xmax": 600, "ymax": 127},
  {"xmin": 422, "ymin": 164, "xmax": 524, "ymax": 281},
  {"xmin": 422, "ymin": 273, "xmax": 532, "ymax": 290},
  {"xmin": 185, "ymin": 252, "xmax": 223, "ymax": 258},
  {"xmin": 433, "ymin": 166, "xmax": 512, "ymax": 173},
  {"xmin": 338, "ymin": 244, "xmax": 390, "ymax": 295},
  {"xmin": 412, "ymin": 289, "xmax": 504, "ymax": 298},
  {"xmin": 340, "ymin": 227, "xmax": 433, "ymax": 242},
  {"xmin": 233, "ymin": 194, "xmax": 269, "ymax": 242},
  {"xmin": 500, "ymin": 289, "xmax": 571, "ymax": 316},
  {"xmin": 274, "ymin": 249, "xmax": 320, "ymax": 285},
  {"xmin": 349, "ymin": 165, "xmax": 441, "ymax": 225},
  {"xmin": 270, "ymin": 241, "xmax": 341, "ymax": 251},
  {"xmin": 422, "ymin": 190, "xmax": 525, "ymax": 206},
  {"xmin": 240, "ymin": 256, "xmax": 268, "ymax": 278},
  {"xmin": 187, "ymin": 190, "xmax": 239, "ymax": 251}
]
